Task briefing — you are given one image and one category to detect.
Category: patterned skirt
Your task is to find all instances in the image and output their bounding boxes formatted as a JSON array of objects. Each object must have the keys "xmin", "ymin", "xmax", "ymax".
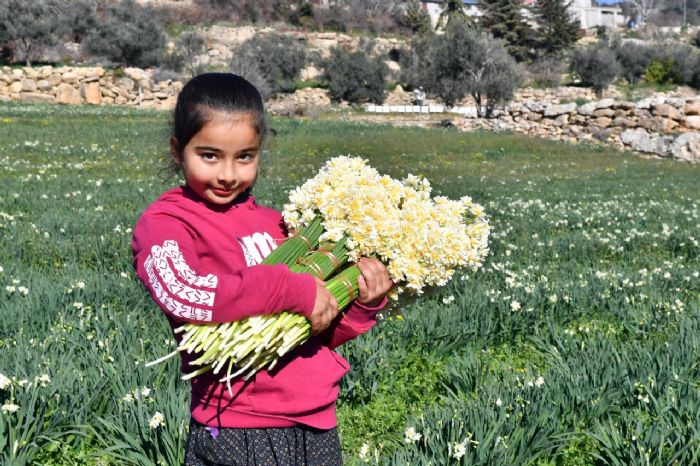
[{"xmin": 184, "ymin": 419, "xmax": 344, "ymax": 466}]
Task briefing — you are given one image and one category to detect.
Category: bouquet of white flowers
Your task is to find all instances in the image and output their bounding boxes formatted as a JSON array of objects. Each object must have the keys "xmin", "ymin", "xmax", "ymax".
[{"xmin": 147, "ymin": 156, "xmax": 490, "ymax": 391}]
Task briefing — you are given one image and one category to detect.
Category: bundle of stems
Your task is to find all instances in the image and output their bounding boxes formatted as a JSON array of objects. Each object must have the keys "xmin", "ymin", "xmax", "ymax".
[{"xmin": 146, "ymin": 217, "xmax": 362, "ymax": 386}]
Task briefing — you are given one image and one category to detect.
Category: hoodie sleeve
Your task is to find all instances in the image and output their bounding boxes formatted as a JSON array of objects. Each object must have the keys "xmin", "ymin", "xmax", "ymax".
[
  {"xmin": 132, "ymin": 212, "xmax": 317, "ymax": 324},
  {"xmin": 319, "ymin": 297, "xmax": 387, "ymax": 349}
]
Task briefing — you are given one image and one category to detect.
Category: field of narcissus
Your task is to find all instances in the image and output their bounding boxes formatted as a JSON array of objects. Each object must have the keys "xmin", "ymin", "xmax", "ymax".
[{"xmin": 1, "ymin": 102, "xmax": 699, "ymax": 465}]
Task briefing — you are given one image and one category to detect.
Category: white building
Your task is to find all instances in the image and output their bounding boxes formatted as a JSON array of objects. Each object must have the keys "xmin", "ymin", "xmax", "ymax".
[
  {"xmin": 569, "ymin": 0, "xmax": 626, "ymax": 29},
  {"xmin": 421, "ymin": 0, "xmax": 626, "ymax": 30}
]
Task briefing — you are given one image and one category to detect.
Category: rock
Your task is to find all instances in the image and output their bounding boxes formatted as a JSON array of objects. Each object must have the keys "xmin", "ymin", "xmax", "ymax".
[
  {"xmin": 594, "ymin": 117, "xmax": 612, "ymax": 128},
  {"xmin": 300, "ymin": 65, "xmax": 321, "ymax": 81},
  {"xmin": 124, "ymin": 67, "xmax": 145, "ymax": 81},
  {"xmin": 640, "ymin": 116, "xmax": 678, "ymax": 133},
  {"xmin": 613, "ymin": 101, "xmax": 635, "ymax": 110},
  {"xmin": 21, "ymin": 79, "xmax": 37, "ymax": 92},
  {"xmin": 595, "ymin": 98, "xmax": 615, "ymax": 109},
  {"xmin": 685, "ymin": 101, "xmax": 700, "ymax": 115},
  {"xmin": 612, "ymin": 117, "xmax": 635, "ymax": 128},
  {"xmin": 115, "ymin": 77, "xmax": 135, "ymax": 92},
  {"xmin": 544, "ymin": 102, "xmax": 576, "ymax": 117},
  {"xmin": 115, "ymin": 95, "xmax": 127, "ymax": 105},
  {"xmin": 665, "ymin": 97, "xmax": 686, "ymax": 108},
  {"xmin": 11, "ymin": 69, "xmax": 23, "ymax": 78},
  {"xmin": 653, "ymin": 103, "xmax": 681, "ymax": 120},
  {"xmin": 553, "ymin": 114, "xmax": 569, "ymax": 126},
  {"xmin": 8, "ymin": 82, "xmax": 22, "ymax": 93},
  {"xmin": 154, "ymin": 91, "xmax": 169, "ymax": 99},
  {"xmin": 20, "ymin": 92, "xmax": 55, "ymax": 104},
  {"xmin": 36, "ymin": 79, "xmax": 51, "ymax": 91},
  {"xmin": 81, "ymin": 82, "xmax": 102, "ymax": 105},
  {"xmin": 670, "ymin": 132, "xmax": 700, "ymax": 162},
  {"xmin": 385, "ymin": 60, "xmax": 401, "ymax": 73},
  {"xmin": 47, "ymin": 73, "xmax": 62, "ymax": 86},
  {"xmin": 683, "ymin": 116, "xmax": 700, "ymax": 130},
  {"xmin": 620, "ymin": 128, "xmax": 673, "ymax": 155},
  {"xmin": 578, "ymin": 102, "xmax": 598, "ymax": 115},
  {"xmin": 56, "ymin": 83, "xmax": 82, "ymax": 104},
  {"xmin": 593, "ymin": 108, "xmax": 615, "ymax": 117},
  {"xmin": 635, "ymin": 97, "xmax": 660, "ymax": 109},
  {"xmin": 62, "ymin": 71, "xmax": 79, "ymax": 83}
]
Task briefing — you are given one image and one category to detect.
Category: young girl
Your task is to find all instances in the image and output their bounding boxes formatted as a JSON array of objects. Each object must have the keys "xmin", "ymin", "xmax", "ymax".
[{"xmin": 132, "ymin": 73, "xmax": 391, "ymax": 466}]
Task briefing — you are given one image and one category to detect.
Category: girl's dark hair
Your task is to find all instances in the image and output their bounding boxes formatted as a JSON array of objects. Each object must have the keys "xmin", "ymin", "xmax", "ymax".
[{"xmin": 166, "ymin": 73, "xmax": 268, "ymax": 174}]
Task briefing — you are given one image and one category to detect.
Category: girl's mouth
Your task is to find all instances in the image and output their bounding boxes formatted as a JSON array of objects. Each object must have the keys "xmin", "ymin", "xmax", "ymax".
[{"xmin": 211, "ymin": 188, "xmax": 234, "ymax": 196}]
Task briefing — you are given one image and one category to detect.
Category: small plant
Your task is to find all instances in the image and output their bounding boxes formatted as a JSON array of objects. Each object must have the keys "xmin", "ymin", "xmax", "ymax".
[{"xmin": 644, "ymin": 59, "xmax": 673, "ymax": 85}]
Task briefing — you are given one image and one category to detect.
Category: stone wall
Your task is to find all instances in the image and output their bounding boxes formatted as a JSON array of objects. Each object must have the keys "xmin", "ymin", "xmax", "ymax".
[
  {"xmin": 454, "ymin": 97, "xmax": 700, "ymax": 162},
  {"xmin": 0, "ymin": 66, "xmax": 181, "ymax": 109}
]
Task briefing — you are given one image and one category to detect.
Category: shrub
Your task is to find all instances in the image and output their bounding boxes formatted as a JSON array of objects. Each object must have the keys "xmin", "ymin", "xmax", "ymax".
[
  {"xmin": 235, "ymin": 33, "xmax": 306, "ymax": 95},
  {"xmin": 644, "ymin": 59, "xmax": 673, "ymax": 84},
  {"xmin": 165, "ymin": 31, "xmax": 206, "ymax": 78},
  {"xmin": 321, "ymin": 44, "xmax": 388, "ymax": 104},
  {"xmin": 85, "ymin": 0, "xmax": 165, "ymax": 68},
  {"xmin": 229, "ymin": 52, "xmax": 273, "ymax": 100},
  {"xmin": 570, "ymin": 45, "xmax": 621, "ymax": 97},
  {"xmin": 423, "ymin": 20, "xmax": 523, "ymax": 116},
  {"xmin": 666, "ymin": 44, "xmax": 698, "ymax": 85},
  {"xmin": 401, "ymin": 0, "xmax": 432, "ymax": 34},
  {"xmin": 615, "ymin": 41, "xmax": 654, "ymax": 84},
  {"xmin": 528, "ymin": 55, "xmax": 565, "ymax": 87}
]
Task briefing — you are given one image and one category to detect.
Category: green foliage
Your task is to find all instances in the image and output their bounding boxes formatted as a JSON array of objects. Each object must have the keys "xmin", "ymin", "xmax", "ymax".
[
  {"xmin": 615, "ymin": 41, "xmax": 655, "ymax": 85},
  {"xmin": 235, "ymin": 33, "xmax": 306, "ymax": 95},
  {"xmin": 421, "ymin": 20, "xmax": 523, "ymax": 116},
  {"xmin": 402, "ymin": 0, "xmax": 432, "ymax": 34},
  {"xmin": 85, "ymin": 0, "xmax": 166, "ymax": 68},
  {"xmin": 164, "ymin": 31, "xmax": 206, "ymax": 78},
  {"xmin": 571, "ymin": 45, "xmax": 621, "ymax": 96},
  {"xmin": 321, "ymin": 44, "xmax": 388, "ymax": 104},
  {"xmin": 0, "ymin": 0, "xmax": 67, "ymax": 66},
  {"xmin": 644, "ymin": 59, "xmax": 674, "ymax": 85},
  {"xmin": 478, "ymin": 0, "xmax": 535, "ymax": 61},
  {"xmin": 0, "ymin": 103, "xmax": 699, "ymax": 465},
  {"xmin": 533, "ymin": 0, "xmax": 581, "ymax": 55}
]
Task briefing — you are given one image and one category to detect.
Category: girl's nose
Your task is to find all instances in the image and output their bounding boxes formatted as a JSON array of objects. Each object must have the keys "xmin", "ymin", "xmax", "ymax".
[{"xmin": 218, "ymin": 160, "xmax": 236, "ymax": 185}]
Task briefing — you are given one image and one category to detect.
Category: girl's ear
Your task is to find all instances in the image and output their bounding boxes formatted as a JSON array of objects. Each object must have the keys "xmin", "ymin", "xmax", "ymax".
[{"xmin": 170, "ymin": 137, "xmax": 181, "ymax": 164}]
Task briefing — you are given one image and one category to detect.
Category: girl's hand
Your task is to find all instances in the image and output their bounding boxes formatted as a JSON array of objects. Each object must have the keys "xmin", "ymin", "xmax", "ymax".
[
  {"xmin": 309, "ymin": 278, "xmax": 339, "ymax": 335},
  {"xmin": 357, "ymin": 257, "xmax": 393, "ymax": 308}
]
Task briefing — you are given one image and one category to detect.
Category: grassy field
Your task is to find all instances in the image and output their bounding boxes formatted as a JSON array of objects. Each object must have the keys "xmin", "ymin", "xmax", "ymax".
[{"xmin": 1, "ymin": 102, "xmax": 699, "ymax": 465}]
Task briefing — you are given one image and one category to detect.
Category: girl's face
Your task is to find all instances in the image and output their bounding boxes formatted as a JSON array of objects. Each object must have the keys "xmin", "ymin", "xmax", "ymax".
[{"xmin": 173, "ymin": 113, "xmax": 260, "ymax": 205}]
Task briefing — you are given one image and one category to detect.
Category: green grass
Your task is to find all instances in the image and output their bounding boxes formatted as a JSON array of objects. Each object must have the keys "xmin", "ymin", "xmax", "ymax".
[{"xmin": 1, "ymin": 102, "xmax": 699, "ymax": 465}]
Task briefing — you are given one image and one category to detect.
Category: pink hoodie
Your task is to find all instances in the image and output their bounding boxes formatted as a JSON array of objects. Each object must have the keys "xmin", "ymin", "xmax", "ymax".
[{"xmin": 132, "ymin": 186, "xmax": 385, "ymax": 429}]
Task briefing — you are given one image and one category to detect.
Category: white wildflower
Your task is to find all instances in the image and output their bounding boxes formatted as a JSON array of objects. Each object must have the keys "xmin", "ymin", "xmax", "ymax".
[
  {"xmin": 510, "ymin": 300, "xmax": 521, "ymax": 311},
  {"xmin": 148, "ymin": 411, "xmax": 165, "ymax": 429},
  {"xmin": 2, "ymin": 403, "xmax": 19, "ymax": 414},
  {"xmin": 0, "ymin": 373, "xmax": 11, "ymax": 390},
  {"xmin": 404, "ymin": 426, "xmax": 422, "ymax": 444}
]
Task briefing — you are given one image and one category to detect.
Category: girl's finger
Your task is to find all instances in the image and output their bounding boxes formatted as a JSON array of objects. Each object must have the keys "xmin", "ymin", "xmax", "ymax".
[{"xmin": 357, "ymin": 273, "xmax": 368, "ymax": 300}]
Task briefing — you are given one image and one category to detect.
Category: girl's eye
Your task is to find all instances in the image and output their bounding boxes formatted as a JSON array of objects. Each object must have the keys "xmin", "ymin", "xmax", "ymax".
[
  {"xmin": 200, "ymin": 152, "xmax": 217, "ymax": 161},
  {"xmin": 239, "ymin": 152, "xmax": 257, "ymax": 161}
]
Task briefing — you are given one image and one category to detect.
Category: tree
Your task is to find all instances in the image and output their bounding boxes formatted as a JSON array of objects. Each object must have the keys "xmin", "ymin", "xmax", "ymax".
[
  {"xmin": 571, "ymin": 45, "xmax": 621, "ymax": 96},
  {"xmin": 436, "ymin": 0, "xmax": 472, "ymax": 30},
  {"xmin": 402, "ymin": 0, "xmax": 432, "ymax": 34},
  {"xmin": 85, "ymin": 0, "xmax": 165, "ymax": 67},
  {"xmin": 235, "ymin": 33, "xmax": 306, "ymax": 95},
  {"xmin": 626, "ymin": 0, "xmax": 661, "ymax": 25},
  {"xmin": 321, "ymin": 44, "xmax": 388, "ymax": 104},
  {"xmin": 176, "ymin": 31, "xmax": 206, "ymax": 78},
  {"xmin": 0, "ymin": 0, "xmax": 67, "ymax": 66},
  {"xmin": 425, "ymin": 19, "xmax": 523, "ymax": 116},
  {"xmin": 479, "ymin": 0, "xmax": 535, "ymax": 61},
  {"xmin": 614, "ymin": 41, "xmax": 655, "ymax": 84},
  {"xmin": 533, "ymin": 0, "xmax": 581, "ymax": 55}
]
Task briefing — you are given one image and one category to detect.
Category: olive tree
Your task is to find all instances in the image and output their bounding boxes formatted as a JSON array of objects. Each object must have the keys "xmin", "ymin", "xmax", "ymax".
[
  {"xmin": 85, "ymin": 0, "xmax": 165, "ymax": 67},
  {"xmin": 0, "ymin": 0, "xmax": 67, "ymax": 66},
  {"xmin": 424, "ymin": 20, "xmax": 523, "ymax": 117}
]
